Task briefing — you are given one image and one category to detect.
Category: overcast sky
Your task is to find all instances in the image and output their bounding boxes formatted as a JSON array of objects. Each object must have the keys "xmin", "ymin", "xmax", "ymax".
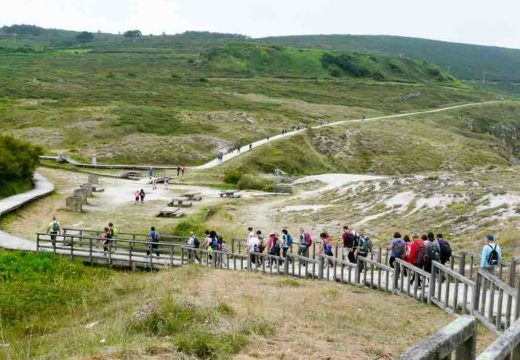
[{"xmin": 2, "ymin": 0, "xmax": 519, "ymax": 48}]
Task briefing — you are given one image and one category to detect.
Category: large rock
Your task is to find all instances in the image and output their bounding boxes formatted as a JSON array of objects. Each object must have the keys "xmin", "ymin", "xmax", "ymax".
[
  {"xmin": 88, "ymin": 175, "xmax": 99, "ymax": 184},
  {"xmin": 80, "ymin": 183, "xmax": 93, "ymax": 197}
]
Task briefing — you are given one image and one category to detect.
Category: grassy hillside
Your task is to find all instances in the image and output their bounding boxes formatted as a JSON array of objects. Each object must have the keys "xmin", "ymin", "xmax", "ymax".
[
  {"xmin": 0, "ymin": 27, "xmax": 494, "ymax": 165},
  {"xmin": 0, "ymin": 250, "xmax": 463, "ymax": 359},
  {"xmin": 257, "ymin": 34, "xmax": 520, "ymax": 84},
  {"xmin": 199, "ymin": 43, "xmax": 456, "ymax": 82},
  {"xmin": 220, "ymin": 102, "xmax": 519, "ymax": 177}
]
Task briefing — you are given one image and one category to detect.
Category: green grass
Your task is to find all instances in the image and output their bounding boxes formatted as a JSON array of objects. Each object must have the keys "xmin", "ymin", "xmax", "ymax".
[{"xmin": 0, "ymin": 28, "xmax": 497, "ymax": 165}]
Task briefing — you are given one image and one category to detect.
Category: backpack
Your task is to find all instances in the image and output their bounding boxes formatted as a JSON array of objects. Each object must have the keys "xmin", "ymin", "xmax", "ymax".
[
  {"xmin": 304, "ymin": 233, "xmax": 313, "ymax": 247},
  {"xmin": 153, "ymin": 232, "xmax": 160, "ymax": 241},
  {"xmin": 324, "ymin": 241, "xmax": 333, "ymax": 256},
  {"xmin": 210, "ymin": 236, "xmax": 218, "ymax": 250},
  {"xmin": 112, "ymin": 227, "xmax": 119, "ymax": 238},
  {"xmin": 426, "ymin": 242, "xmax": 440, "ymax": 262},
  {"xmin": 438, "ymin": 239, "xmax": 452, "ymax": 262},
  {"xmin": 359, "ymin": 236, "xmax": 372, "ymax": 255},
  {"xmin": 51, "ymin": 221, "xmax": 60, "ymax": 233},
  {"xmin": 487, "ymin": 244, "xmax": 499, "ymax": 266},
  {"xmin": 415, "ymin": 242, "xmax": 428, "ymax": 267},
  {"xmin": 394, "ymin": 239, "xmax": 406, "ymax": 258},
  {"xmin": 352, "ymin": 232, "xmax": 360, "ymax": 248},
  {"xmin": 286, "ymin": 234, "xmax": 293, "ymax": 247},
  {"xmin": 193, "ymin": 237, "xmax": 200, "ymax": 248}
]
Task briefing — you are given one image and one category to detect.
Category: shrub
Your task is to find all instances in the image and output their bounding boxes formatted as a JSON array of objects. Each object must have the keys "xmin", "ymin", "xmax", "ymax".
[
  {"xmin": 199, "ymin": 77, "xmax": 209, "ymax": 83},
  {"xmin": 223, "ymin": 170, "xmax": 242, "ymax": 184},
  {"xmin": 236, "ymin": 174, "xmax": 274, "ymax": 192}
]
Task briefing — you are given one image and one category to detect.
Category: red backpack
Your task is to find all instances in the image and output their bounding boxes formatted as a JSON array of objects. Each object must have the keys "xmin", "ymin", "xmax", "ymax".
[{"xmin": 304, "ymin": 233, "xmax": 313, "ymax": 247}]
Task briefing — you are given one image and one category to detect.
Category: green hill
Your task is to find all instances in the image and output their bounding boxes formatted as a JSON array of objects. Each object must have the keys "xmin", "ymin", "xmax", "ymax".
[
  {"xmin": 199, "ymin": 43, "xmax": 456, "ymax": 83},
  {"xmin": 256, "ymin": 35, "xmax": 520, "ymax": 84}
]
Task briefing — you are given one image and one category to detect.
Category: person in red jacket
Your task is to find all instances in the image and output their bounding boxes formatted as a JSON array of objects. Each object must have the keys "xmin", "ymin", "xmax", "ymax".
[{"xmin": 408, "ymin": 232, "xmax": 426, "ymax": 288}]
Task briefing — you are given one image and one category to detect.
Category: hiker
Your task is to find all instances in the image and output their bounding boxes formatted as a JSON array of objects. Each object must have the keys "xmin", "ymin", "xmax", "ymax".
[
  {"xmin": 47, "ymin": 216, "xmax": 61, "ymax": 246},
  {"xmin": 134, "ymin": 190, "xmax": 140, "ymax": 204},
  {"xmin": 342, "ymin": 226, "xmax": 358, "ymax": 264},
  {"xmin": 424, "ymin": 232, "xmax": 441, "ymax": 273},
  {"xmin": 256, "ymin": 230, "xmax": 265, "ymax": 265},
  {"xmin": 216, "ymin": 235, "xmax": 227, "ymax": 266},
  {"xmin": 408, "ymin": 232, "xmax": 427, "ymax": 287},
  {"xmin": 139, "ymin": 189, "xmax": 145, "ymax": 204},
  {"xmin": 152, "ymin": 177, "xmax": 157, "ymax": 190},
  {"xmin": 480, "ymin": 234, "xmax": 502, "ymax": 273},
  {"xmin": 267, "ymin": 135, "xmax": 270, "ymax": 141},
  {"xmin": 269, "ymin": 233, "xmax": 281, "ymax": 267},
  {"xmin": 437, "ymin": 233, "xmax": 452, "ymax": 266},
  {"xmin": 147, "ymin": 226, "xmax": 160, "ymax": 257},
  {"xmin": 319, "ymin": 232, "xmax": 334, "ymax": 268},
  {"xmin": 108, "ymin": 222, "xmax": 119, "ymax": 246},
  {"xmin": 388, "ymin": 232, "xmax": 406, "ymax": 268},
  {"xmin": 102, "ymin": 226, "xmax": 112, "ymax": 255},
  {"xmin": 249, "ymin": 144, "xmax": 252, "ymax": 151},
  {"xmin": 187, "ymin": 231, "xmax": 201, "ymax": 263},
  {"xmin": 181, "ymin": 165, "xmax": 185, "ymax": 176},
  {"xmin": 356, "ymin": 229, "xmax": 373, "ymax": 273},
  {"xmin": 281, "ymin": 228, "xmax": 293, "ymax": 261},
  {"xmin": 176, "ymin": 165, "xmax": 181, "ymax": 176},
  {"xmin": 298, "ymin": 227, "xmax": 312, "ymax": 258},
  {"xmin": 246, "ymin": 232, "xmax": 260, "ymax": 267},
  {"xmin": 403, "ymin": 235, "xmax": 412, "ymax": 262}
]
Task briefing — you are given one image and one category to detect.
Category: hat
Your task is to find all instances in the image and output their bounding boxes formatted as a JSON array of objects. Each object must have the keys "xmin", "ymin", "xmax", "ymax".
[{"xmin": 486, "ymin": 234, "xmax": 495, "ymax": 241}]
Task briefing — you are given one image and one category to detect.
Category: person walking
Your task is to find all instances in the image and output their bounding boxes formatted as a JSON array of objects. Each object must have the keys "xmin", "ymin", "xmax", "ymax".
[
  {"xmin": 480, "ymin": 234, "xmax": 502, "ymax": 274},
  {"xmin": 269, "ymin": 233, "xmax": 281, "ymax": 267},
  {"xmin": 246, "ymin": 232, "xmax": 259, "ymax": 268},
  {"xmin": 281, "ymin": 228, "xmax": 293, "ymax": 262},
  {"xmin": 47, "ymin": 216, "xmax": 61, "ymax": 247},
  {"xmin": 437, "ymin": 233, "xmax": 452, "ymax": 266},
  {"xmin": 134, "ymin": 190, "xmax": 140, "ymax": 204},
  {"xmin": 176, "ymin": 165, "xmax": 181, "ymax": 176},
  {"xmin": 356, "ymin": 229, "xmax": 372, "ymax": 273},
  {"xmin": 408, "ymin": 232, "xmax": 427, "ymax": 288},
  {"xmin": 139, "ymin": 189, "xmax": 145, "ymax": 204},
  {"xmin": 388, "ymin": 232, "xmax": 406, "ymax": 268},
  {"xmin": 424, "ymin": 232, "xmax": 441, "ymax": 273},
  {"xmin": 181, "ymin": 165, "xmax": 186, "ymax": 176},
  {"xmin": 187, "ymin": 231, "xmax": 201, "ymax": 263},
  {"xmin": 319, "ymin": 232, "xmax": 334, "ymax": 269},
  {"xmin": 102, "ymin": 226, "xmax": 112, "ymax": 255},
  {"xmin": 342, "ymin": 226, "xmax": 358, "ymax": 264},
  {"xmin": 147, "ymin": 226, "xmax": 160, "ymax": 257}
]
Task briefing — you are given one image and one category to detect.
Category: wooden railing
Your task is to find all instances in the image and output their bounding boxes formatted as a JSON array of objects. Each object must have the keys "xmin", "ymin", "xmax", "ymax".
[
  {"xmin": 398, "ymin": 315, "xmax": 477, "ymax": 360},
  {"xmin": 476, "ymin": 318, "xmax": 520, "ymax": 360},
  {"xmin": 356, "ymin": 255, "xmax": 393, "ymax": 292},
  {"xmin": 394, "ymin": 259, "xmax": 431, "ymax": 303},
  {"xmin": 474, "ymin": 269, "xmax": 520, "ymax": 333},
  {"xmin": 430, "ymin": 261, "xmax": 476, "ymax": 316}
]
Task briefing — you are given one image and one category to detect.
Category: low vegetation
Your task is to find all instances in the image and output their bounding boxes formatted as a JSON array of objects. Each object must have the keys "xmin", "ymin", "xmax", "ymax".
[
  {"xmin": 0, "ymin": 250, "xmax": 471, "ymax": 359},
  {"xmin": 0, "ymin": 136, "xmax": 41, "ymax": 198}
]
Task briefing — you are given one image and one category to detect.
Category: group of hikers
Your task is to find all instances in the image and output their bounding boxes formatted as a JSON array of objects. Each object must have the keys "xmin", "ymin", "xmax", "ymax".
[
  {"xmin": 45, "ymin": 216, "xmax": 505, "ymax": 276},
  {"xmin": 134, "ymin": 189, "xmax": 146, "ymax": 204}
]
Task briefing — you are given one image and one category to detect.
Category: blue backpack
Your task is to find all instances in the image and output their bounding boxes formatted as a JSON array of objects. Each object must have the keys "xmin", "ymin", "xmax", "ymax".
[
  {"xmin": 210, "ymin": 236, "xmax": 218, "ymax": 250},
  {"xmin": 286, "ymin": 234, "xmax": 293, "ymax": 247}
]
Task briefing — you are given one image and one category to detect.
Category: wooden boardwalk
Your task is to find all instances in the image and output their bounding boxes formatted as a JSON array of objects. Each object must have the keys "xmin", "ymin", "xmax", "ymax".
[{"xmin": 36, "ymin": 230, "xmax": 520, "ymax": 336}]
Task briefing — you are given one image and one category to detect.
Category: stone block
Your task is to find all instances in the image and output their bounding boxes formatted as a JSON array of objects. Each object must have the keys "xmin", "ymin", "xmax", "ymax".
[
  {"xmin": 73, "ymin": 189, "xmax": 88, "ymax": 205},
  {"xmin": 80, "ymin": 183, "xmax": 93, "ymax": 197},
  {"xmin": 88, "ymin": 175, "xmax": 99, "ymax": 184},
  {"xmin": 66, "ymin": 196, "xmax": 83, "ymax": 212}
]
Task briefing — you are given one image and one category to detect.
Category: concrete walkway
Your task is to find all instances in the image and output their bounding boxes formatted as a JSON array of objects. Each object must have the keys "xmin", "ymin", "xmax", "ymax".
[{"xmin": 0, "ymin": 173, "xmax": 54, "ymax": 250}]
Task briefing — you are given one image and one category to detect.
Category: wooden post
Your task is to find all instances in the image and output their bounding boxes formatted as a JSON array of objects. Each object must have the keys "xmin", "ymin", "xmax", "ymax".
[
  {"xmin": 459, "ymin": 253, "xmax": 466, "ymax": 276},
  {"xmin": 318, "ymin": 255, "xmax": 324, "ymax": 279},
  {"xmin": 89, "ymin": 237, "xmax": 93, "ymax": 265},
  {"xmin": 355, "ymin": 257, "xmax": 361, "ymax": 285},
  {"xmin": 515, "ymin": 279, "xmax": 520, "ymax": 320},
  {"xmin": 455, "ymin": 318, "xmax": 477, "ymax": 360},
  {"xmin": 509, "ymin": 259, "xmax": 517, "ymax": 287},
  {"xmin": 393, "ymin": 261, "xmax": 401, "ymax": 294},
  {"xmin": 472, "ymin": 273, "xmax": 481, "ymax": 315},
  {"xmin": 428, "ymin": 267, "xmax": 436, "ymax": 305},
  {"xmin": 284, "ymin": 255, "xmax": 289, "ymax": 275},
  {"xmin": 70, "ymin": 236, "xmax": 74, "ymax": 260}
]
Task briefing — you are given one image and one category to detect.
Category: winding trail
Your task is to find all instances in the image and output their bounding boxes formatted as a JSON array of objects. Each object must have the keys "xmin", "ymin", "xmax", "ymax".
[
  {"xmin": 0, "ymin": 173, "xmax": 54, "ymax": 250},
  {"xmin": 40, "ymin": 101, "xmax": 498, "ymax": 171}
]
